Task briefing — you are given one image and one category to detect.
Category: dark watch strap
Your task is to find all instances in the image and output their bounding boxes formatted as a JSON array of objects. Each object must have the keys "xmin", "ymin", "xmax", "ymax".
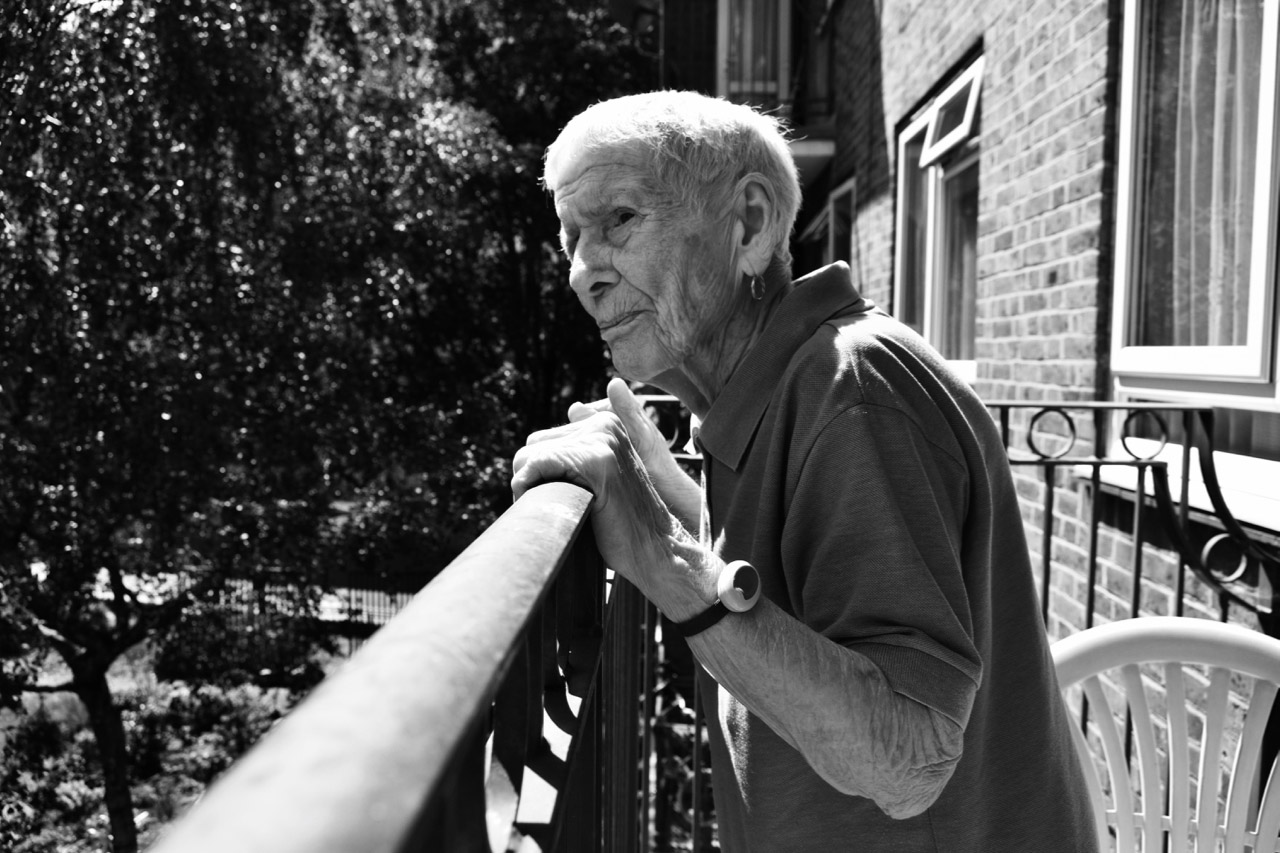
[{"xmin": 673, "ymin": 601, "xmax": 730, "ymax": 638}]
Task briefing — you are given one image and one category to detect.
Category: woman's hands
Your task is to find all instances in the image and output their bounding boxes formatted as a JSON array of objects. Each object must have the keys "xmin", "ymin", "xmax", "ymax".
[
  {"xmin": 566, "ymin": 378, "xmax": 674, "ymax": 472},
  {"xmin": 511, "ymin": 378, "xmax": 713, "ymax": 618},
  {"xmin": 564, "ymin": 379, "xmax": 703, "ymax": 530}
]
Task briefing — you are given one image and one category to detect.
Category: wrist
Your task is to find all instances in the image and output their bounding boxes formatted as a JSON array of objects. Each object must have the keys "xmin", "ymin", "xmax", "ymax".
[
  {"xmin": 672, "ymin": 560, "xmax": 762, "ymax": 638},
  {"xmin": 648, "ymin": 544, "xmax": 720, "ymax": 623}
]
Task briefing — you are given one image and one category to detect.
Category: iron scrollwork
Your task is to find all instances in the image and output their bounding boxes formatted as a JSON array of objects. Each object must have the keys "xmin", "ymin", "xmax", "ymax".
[{"xmin": 993, "ymin": 400, "xmax": 1279, "ymax": 632}]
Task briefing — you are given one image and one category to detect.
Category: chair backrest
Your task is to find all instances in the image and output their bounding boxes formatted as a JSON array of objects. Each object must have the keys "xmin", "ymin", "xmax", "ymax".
[{"xmin": 1052, "ymin": 616, "xmax": 1280, "ymax": 853}]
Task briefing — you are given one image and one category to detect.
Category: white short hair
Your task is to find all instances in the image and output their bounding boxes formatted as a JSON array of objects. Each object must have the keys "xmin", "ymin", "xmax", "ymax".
[{"xmin": 544, "ymin": 91, "xmax": 801, "ymax": 273}]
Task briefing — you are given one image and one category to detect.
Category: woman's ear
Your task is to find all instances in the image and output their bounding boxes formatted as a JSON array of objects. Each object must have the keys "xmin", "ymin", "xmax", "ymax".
[{"xmin": 733, "ymin": 175, "xmax": 776, "ymax": 278}]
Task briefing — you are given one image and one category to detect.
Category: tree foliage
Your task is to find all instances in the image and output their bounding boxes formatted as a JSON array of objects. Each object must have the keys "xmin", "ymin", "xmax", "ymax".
[{"xmin": 0, "ymin": 1, "xmax": 654, "ymax": 849}]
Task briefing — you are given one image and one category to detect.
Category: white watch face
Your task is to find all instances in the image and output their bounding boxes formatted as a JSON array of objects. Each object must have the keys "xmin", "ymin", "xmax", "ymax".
[{"xmin": 719, "ymin": 561, "xmax": 761, "ymax": 613}]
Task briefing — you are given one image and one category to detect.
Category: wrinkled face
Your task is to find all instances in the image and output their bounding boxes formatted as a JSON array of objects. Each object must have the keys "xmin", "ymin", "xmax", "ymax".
[{"xmin": 551, "ymin": 144, "xmax": 739, "ymax": 383}]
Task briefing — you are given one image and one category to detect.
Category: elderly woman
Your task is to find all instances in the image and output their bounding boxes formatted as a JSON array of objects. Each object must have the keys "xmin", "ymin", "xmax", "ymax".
[{"xmin": 512, "ymin": 91, "xmax": 1096, "ymax": 852}]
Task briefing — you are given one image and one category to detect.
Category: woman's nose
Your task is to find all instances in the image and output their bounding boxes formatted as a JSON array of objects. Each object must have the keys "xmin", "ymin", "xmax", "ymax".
[{"xmin": 568, "ymin": 240, "xmax": 616, "ymax": 300}]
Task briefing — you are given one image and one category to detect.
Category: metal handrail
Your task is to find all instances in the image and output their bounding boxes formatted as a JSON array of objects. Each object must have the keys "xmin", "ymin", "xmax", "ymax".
[{"xmin": 147, "ymin": 481, "xmax": 655, "ymax": 853}]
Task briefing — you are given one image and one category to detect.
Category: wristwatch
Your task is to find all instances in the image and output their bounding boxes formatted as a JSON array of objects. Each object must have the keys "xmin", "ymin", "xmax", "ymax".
[{"xmin": 674, "ymin": 560, "xmax": 761, "ymax": 638}]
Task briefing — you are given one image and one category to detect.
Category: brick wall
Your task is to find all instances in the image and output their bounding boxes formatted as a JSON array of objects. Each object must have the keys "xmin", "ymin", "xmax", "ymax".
[
  {"xmin": 979, "ymin": 0, "xmax": 1114, "ymax": 405},
  {"xmin": 851, "ymin": 195, "xmax": 894, "ymax": 305},
  {"xmin": 815, "ymin": 0, "xmax": 1126, "ymax": 641},
  {"xmin": 826, "ymin": 0, "xmax": 1114, "ymax": 408}
]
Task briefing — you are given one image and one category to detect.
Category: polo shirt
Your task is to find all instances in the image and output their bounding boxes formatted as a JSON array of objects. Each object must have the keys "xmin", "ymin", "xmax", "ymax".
[{"xmin": 693, "ymin": 263, "xmax": 1096, "ymax": 852}]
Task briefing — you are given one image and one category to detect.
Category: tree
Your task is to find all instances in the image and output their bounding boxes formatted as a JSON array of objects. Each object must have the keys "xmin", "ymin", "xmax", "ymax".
[
  {"xmin": 428, "ymin": 0, "xmax": 659, "ymax": 428},
  {"xmin": 0, "ymin": 1, "xmax": 653, "ymax": 849}
]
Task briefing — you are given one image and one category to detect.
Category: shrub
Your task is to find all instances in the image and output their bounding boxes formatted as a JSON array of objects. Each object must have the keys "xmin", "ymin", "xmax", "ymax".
[{"xmin": 0, "ymin": 678, "xmax": 298, "ymax": 851}]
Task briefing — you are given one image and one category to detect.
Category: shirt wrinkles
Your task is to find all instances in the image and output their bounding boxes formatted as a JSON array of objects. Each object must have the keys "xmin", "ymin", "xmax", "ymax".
[{"xmin": 698, "ymin": 262, "xmax": 869, "ymax": 471}]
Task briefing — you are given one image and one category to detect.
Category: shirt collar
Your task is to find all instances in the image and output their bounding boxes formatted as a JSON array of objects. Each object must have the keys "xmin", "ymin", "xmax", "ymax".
[{"xmin": 697, "ymin": 262, "xmax": 870, "ymax": 470}]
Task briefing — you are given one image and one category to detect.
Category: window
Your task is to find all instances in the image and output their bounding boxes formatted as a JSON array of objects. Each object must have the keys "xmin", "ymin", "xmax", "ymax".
[
  {"xmin": 938, "ymin": 157, "xmax": 979, "ymax": 362},
  {"xmin": 921, "ymin": 58, "xmax": 984, "ymax": 167},
  {"xmin": 1112, "ymin": 0, "xmax": 1279, "ymax": 383},
  {"xmin": 1112, "ymin": 0, "xmax": 1280, "ymax": 473},
  {"xmin": 1110, "ymin": 0, "xmax": 1280, "ymax": 525},
  {"xmin": 718, "ymin": 0, "xmax": 791, "ymax": 110},
  {"xmin": 799, "ymin": 1, "xmax": 834, "ymax": 124},
  {"xmin": 829, "ymin": 180, "xmax": 855, "ymax": 265},
  {"xmin": 894, "ymin": 55, "xmax": 984, "ymax": 382},
  {"xmin": 798, "ymin": 177, "xmax": 857, "ymax": 271}
]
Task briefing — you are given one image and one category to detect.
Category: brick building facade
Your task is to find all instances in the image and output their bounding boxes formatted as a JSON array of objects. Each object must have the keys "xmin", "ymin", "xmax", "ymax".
[
  {"xmin": 654, "ymin": 0, "xmax": 1280, "ymax": 639},
  {"xmin": 808, "ymin": 0, "xmax": 1111, "ymax": 401}
]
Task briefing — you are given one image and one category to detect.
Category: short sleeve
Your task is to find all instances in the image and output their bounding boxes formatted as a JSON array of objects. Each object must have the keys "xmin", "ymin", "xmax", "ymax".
[{"xmin": 781, "ymin": 402, "xmax": 982, "ymax": 728}]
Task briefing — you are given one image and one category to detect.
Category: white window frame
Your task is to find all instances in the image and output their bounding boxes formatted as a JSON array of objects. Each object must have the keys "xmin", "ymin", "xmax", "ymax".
[
  {"xmin": 894, "ymin": 57, "xmax": 984, "ymax": 385},
  {"xmin": 934, "ymin": 148, "xmax": 980, "ymax": 379},
  {"xmin": 920, "ymin": 56, "xmax": 985, "ymax": 168},
  {"xmin": 1104, "ymin": 0, "xmax": 1280, "ymax": 527},
  {"xmin": 1105, "ymin": 0, "xmax": 1280, "ymax": 517},
  {"xmin": 1110, "ymin": 0, "xmax": 1280, "ymax": 385},
  {"xmin": 894, "ymin": 112, "xmax": 931, "ymax": 336}
]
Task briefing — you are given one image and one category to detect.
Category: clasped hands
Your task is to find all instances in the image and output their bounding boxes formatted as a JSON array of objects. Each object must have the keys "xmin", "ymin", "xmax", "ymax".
[{"xmin": 511, "ymin": 378, "xmax": 714, "ymax": 620}]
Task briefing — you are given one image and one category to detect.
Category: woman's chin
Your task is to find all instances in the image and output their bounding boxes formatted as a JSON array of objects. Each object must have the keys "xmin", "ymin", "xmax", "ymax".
[{"xmin": 607, "ymin": 347, "xmax": 666, "ymax": 385}]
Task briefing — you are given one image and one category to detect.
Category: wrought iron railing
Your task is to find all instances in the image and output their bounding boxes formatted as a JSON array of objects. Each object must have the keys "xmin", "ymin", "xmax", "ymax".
[
  {"xmin": 988, "ymin": 400, "xmax": 1280, "ymax": 785},
  {"xmin": 986, "ymin": 401, "xmax": 1279, "ymax": 636},
  {"xmin": 148, "ymin": 481, "xmax": 658, "ymax": 853}
]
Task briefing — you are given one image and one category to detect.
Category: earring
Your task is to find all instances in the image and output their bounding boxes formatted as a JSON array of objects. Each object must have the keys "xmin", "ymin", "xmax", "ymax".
[{"xmin": 750, "ymin": 274, "xmax": 765, "ymax": 301}]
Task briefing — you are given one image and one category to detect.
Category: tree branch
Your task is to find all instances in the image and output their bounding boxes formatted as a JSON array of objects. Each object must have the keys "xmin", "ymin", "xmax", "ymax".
[
  {"xmin": 14, "ymin": 679, "xmax": 76, "ymax": 695},
  {"xmin": 116, "ymin": 570, "xmax": 222, "ymax": 650},
  {"xmin": 34, "ymin": 620, "xmax": 78, "ymax": 659},
  {"xmin": 104, "ymin": 555, "xmax": 136, "ymax": 629}
]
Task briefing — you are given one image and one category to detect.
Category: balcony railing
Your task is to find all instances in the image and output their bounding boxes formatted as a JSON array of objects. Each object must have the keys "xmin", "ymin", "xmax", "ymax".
[
  {"xmin": 986, "ymin": 401, "xmax": 1279, "ymax": 636},
  {"xmin": 988, "ymin": 400, "xmax": 1280, "ymax": 792},
  {"xmin": 149, "ymin": 481, "xmax": 658, "ymax": 853},
  {"xmin": 148, "ymin": 398, "xmax": 1280, "ymax": 852}
]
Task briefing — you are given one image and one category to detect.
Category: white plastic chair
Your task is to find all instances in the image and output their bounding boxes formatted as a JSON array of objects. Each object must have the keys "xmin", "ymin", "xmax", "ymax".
[{"xmin": 1052, "ymin": 616, "xmax": 1280, "ymax": 853}]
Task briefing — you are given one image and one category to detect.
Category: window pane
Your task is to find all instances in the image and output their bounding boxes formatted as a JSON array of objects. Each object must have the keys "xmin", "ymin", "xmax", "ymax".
[
  {"xmin": 1131, "ymin": 0, "xmax": 1264, "ymax": 347},
  {"xmin": 803, "ymin": 21, "xmax": 833, "ymax": 122},
  {"xmin": 898, "ymin": 136, "xmax": 926, "ymax": 332},
  {"xmin": 940, "ymin": 160, "xmax": 979, "ymax": 361},
  {"xmin": 727, "ymin": 0, "xmax": 779, "ymax": 102},
  {"xmin": 920, "ymin": 57, "xmax": 984, "ymax": 167},
  {"xmin": 930, "ymin": 80, "xmax": 974, "ymax": 146},
  {"xmin": 831, "ymin": 189, "xmax": 853, "ymax": 265}
]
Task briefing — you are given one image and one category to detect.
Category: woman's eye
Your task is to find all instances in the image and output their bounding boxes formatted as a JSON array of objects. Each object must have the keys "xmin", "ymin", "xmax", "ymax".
[{"xmin": 614, "ymin": 210, "xmax": 635, "ymax": 226}]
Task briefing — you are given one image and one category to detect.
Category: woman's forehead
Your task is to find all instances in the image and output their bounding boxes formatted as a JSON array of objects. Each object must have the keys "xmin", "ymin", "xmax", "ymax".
[
  {"xmin": 552, "ymin": 151, "xmax": 658, "ymax": 214},
  {"xmin": 548, "ymin": 137, "xmax": 652, "ymax": 189}
]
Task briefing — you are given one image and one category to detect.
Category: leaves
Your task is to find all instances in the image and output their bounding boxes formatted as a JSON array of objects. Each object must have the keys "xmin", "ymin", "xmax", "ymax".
[{"xmin": 1, "ymin": 0, "xmax": 652, "ymax": 846}]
